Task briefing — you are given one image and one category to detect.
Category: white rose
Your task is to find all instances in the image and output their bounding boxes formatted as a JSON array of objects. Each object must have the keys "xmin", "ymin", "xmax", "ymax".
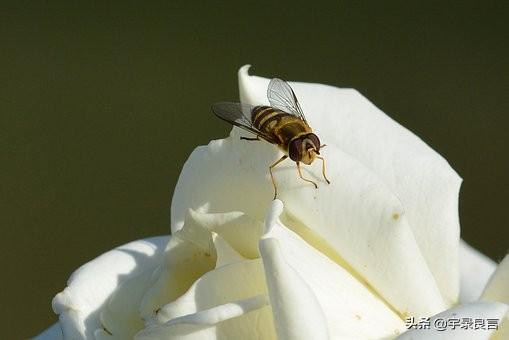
[{"xmin": 37, "ymin": 66, "xmax": 508, "ymax": 340}]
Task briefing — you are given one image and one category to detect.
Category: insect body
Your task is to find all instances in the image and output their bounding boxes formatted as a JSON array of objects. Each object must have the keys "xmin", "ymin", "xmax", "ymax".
[{"xmin": 212, "ymin": 78, "xmax": 330, "ymax": 199}]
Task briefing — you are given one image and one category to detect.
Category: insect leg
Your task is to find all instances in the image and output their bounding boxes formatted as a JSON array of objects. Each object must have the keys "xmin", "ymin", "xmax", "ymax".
[
  {"xmin": 316, "ymin": 156, "xmax": 331, "ymax": 184},
  {"xmin": 240, "ymin": 136, "xmax": 260, "ymax": 141},
  {"xmin": 269, "ymin": 155, "xmax": 288, "ymax": 199},
  {"xmin": 296, "ymin": 162, "xmax": 318, "ymax": 189}
]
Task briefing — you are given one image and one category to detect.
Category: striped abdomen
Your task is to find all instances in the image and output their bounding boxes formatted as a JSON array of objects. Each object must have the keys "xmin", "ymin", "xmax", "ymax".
[{"xmin": 251, "ymin": 105, "xmax": 311, "ymax": 148}]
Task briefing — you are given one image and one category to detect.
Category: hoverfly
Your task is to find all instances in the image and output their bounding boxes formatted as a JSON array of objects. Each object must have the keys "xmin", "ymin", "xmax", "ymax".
[{"xmin": 212, "ymin": 78, "xmax": 330, "ymax": 199}]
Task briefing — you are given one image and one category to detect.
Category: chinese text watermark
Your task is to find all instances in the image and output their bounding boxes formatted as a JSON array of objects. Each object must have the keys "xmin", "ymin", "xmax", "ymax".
[{"xmin": 405, "ymin": 316, "xmax": 500, "ymax": 331}]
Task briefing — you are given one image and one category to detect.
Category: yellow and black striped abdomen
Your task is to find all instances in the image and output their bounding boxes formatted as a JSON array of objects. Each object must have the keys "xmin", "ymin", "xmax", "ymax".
[
  {"xmin": 251, "ymin": 106, "xmax": 288, "ymax": 132},
  {"xmin": 251, "ymin": 105, "xmax": 310, "ymax": 147}
]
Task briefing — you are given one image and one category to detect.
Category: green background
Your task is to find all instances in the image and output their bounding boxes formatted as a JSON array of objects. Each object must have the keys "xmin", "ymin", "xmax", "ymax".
[{"xmin": 1, "ymin": 2, "xmax": 508, "ymax": 338}]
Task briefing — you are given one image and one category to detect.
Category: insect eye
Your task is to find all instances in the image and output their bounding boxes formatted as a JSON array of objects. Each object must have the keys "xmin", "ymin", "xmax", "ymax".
[
  {"xmin": 289, "ymin": 139, "xmax": 303, "ymax": 161},
  {"xmin": 306, "ymin": 133, "xmax": 321, "ymax": 150}
]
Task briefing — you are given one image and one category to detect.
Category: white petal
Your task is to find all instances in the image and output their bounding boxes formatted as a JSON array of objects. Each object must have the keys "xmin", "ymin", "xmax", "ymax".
[
  {"xmin": 34, "ymin": 323, "xmax": 63, "ymax": 340},
  {"xmin": 163, "ymin": 294, "xmax": 269, "ymax": 326},
  {"xmin": 261, "ymin": 200, "xmax": 405, "ymax": 339},
  {"xmin": 139, "ymin": 220, "xmax": 217, "ymax": 321},
  {"xmin": 96, "ymin": 267, "xmax": 159, "ymax": 339},
  {"xmin": 239, "ymin": 65, "xmax": 462, "ymax": 305},
  {"xmin": 212, "ymin": 232, "xmax": 246, "ymax": 268},
  {"xmin": 482, "ymin": 254, "xmax": 509, "ymax": 304},
  {"xmin": 170, "ymin": 122, "xmax": 446, "ymax": 317},
  {"xmin": 153, "ymin": 258, "xmax": 267, "ymax": 324},
  {"xmin": 259, "ymin": 237, "xmax": 329, "ymax": 340},
  {"xmin": 96, "ymin": 217, "xmax": 251, "ymax": 338},
  {"xmin": 282, "ymin": 144, "xmax": 448, "ymax": 316},
  {"xmin": 136, "ymin": 296, "xmax": 272, "ymax": 340},
  {"xmin": 171, "ymin": 136, "xmax": 277, "ymax": 232},
  {"xmin": 396, "ymin": 301, "xmax": 508, "ymax": 340},
  {"xmin": 144, "ymin": 257, "xmax": 275, "ymax": 339},
  {"xmin": 52, "ymin": 236, "xmax": 168, "ymax": 339},
  {"xmin": 187, "ymin": 209, "xmax": 263, "ymax": 259},
  {"xmin": 460, "ymin": 240, "xmax": 497, "ymax": 303}
]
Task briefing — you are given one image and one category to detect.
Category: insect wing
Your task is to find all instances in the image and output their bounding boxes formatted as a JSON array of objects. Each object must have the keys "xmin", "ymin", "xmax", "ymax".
[
  {"xmin": 211, "ymin": 102, "xmax": 275, "ymax": 142},
  {"xmin": 267, "ymin": 78, "xmax": 307, "ymax": 123}
]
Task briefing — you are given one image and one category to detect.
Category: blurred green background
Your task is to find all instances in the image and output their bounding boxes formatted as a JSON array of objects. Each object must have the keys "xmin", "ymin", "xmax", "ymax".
[{"xmin": 1, "ymin": 1, "xmax": 508, "ymax": 338}]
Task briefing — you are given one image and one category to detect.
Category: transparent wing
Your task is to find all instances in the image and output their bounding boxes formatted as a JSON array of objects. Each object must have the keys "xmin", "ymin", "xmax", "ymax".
[
  {"xmin": 211, "ymin": 102, "xmax": 276, "ymax": 143},
  {"xmin": 267, "ymin": 78, "xmax": 307, "ymax": 123}
]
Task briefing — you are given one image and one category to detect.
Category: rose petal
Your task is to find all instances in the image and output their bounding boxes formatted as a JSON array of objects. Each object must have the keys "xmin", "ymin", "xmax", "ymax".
[
  {"xmin": 396, "ymin": 301, "xmax": 508, "ymax": 340},
  {"xmin": 152, "ymin": 258, "xmax": 267, "ymax": 324},
  {"xmin": 135, "ymin": 295, "xmax": 272, "ymax": 340},
  {"xmin": 186, "ymin": 209, "xmax": 263, "ymax": 259},
  {"xmin": 142, "ymin": 256, "xmax": 275, "ymax": 339},
  {"xmin": 260, "ymin": 200, "xmax": 406, "ymax": 339},
  {"xmin": 161, "ymin": 294, "xmax": 269, "ymax": 326},
  {"xmin": 96, "ymin": 267, "xmax": 160, "ymax": 339},
  {"xmin": 52, "ymin": 236, "xmax": 168, "ymax": 339},
  {"xmin": 139, "ymin": 221, "xmax": 216, "ymax": 321},
  {"xmin": 34, "ymin": 323, "xmax": 63, "ymax": 340},
  {"xmin": 279, "ymin": 143, "xmax": 448, "ymax": 316},
  {"xmin": 212, "ymin": 232, "xmax": 246, "ymax": 267},
  {"xmin": 259, "ymin": 238, "xmax": 329, "ymax": 340},
  {"xmin": 171, "ymin": 136, "xmax": 277, "ymax": 232},
  {"xmin": 238, "ymin": 65, "xmax": 462, "ymax": 305},
  {"xmin": 172, "ymin": 127, "xmax": 446, "ymax": 316},
  {"xmin": 482, "ymin": 254, "xmax": 509, "ymax": 304},
  {"xmin": 459, "ymin": 240, "xmax": 497, "ymax": 303}
]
